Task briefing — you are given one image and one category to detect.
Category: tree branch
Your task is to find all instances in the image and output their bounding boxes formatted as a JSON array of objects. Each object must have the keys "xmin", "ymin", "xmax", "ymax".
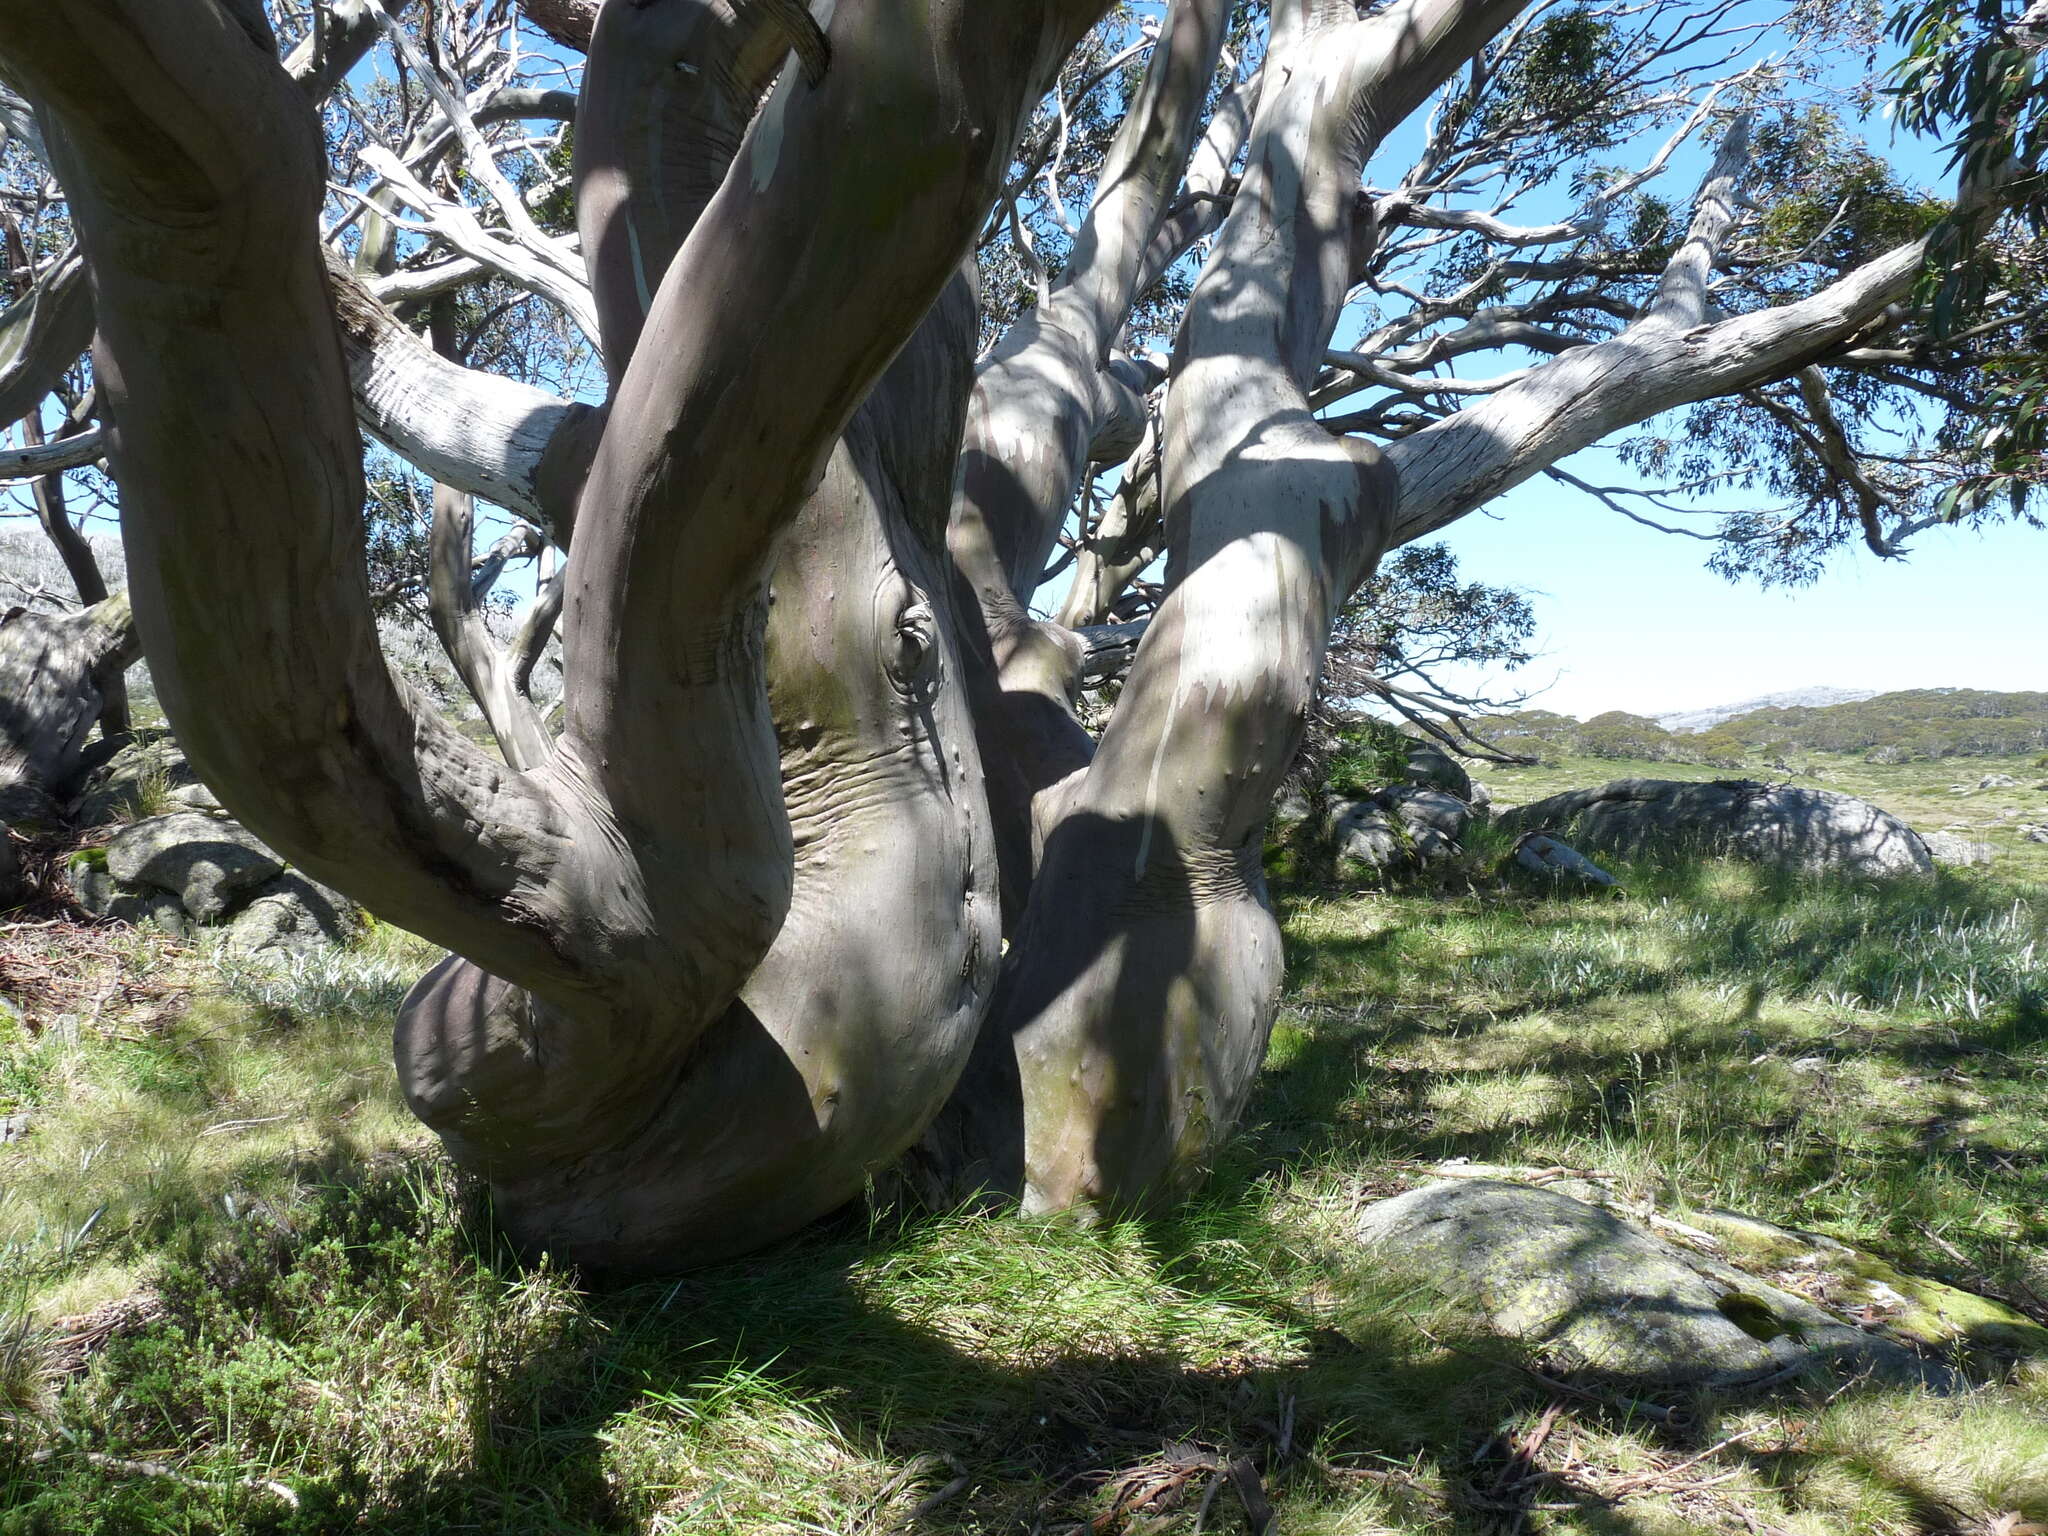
[
  {"xmin": 1, "ymin": 0, "xmax": 596, "ymax": 1000},
  {"xmin": 327, "ymin": 252, "xmax": 600, "ymax": 543},
  {"xmin": 1385, "ymin": 117, "xmax": 1946, "ymax": 545},
  {"xmin": 0, "ymin": 247, "xmax": 91, "ymax": 431},
  {"xmin": 428, "ymin": 484, "xmax": 555, "ymax": 771},
  {"xmin": 0, "ymin": 425, "xmax": 103, "ymax": 481}
]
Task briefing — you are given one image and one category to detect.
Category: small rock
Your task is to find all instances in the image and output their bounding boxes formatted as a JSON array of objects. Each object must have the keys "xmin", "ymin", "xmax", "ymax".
[
  {"xmin": 1271, "ymin": 783, "xmax": 1313, "ymax": 826},
  {"xmin": 2028, "ymin": 827, "xmax": 2048, "ymax": 845},
  {"xmin": 1978, "ymin": 773, "xmax": 2019, "ymax": 789},
  {"xmin": 1353, "ymin": 1179, "xmax": 1943, "ymax": 1388},
  {"xmin": 166, "ymin": 782, "xmax": 225, "ymax": 814},
  {"xmin": 1513, "ymin": 833, "xmax": 1618, "ymax": 887},
  {"xmin": 1403, "ymin": 744, "xmax": 1473, "ymax": 801},
  {"xmin": 225, "ymin": 871, "xmax": 363, "ymax": 956},
  {"xmin": 105, "ymin": 812, "xmax": 283, "ymax": 922},
  {"xmin": 0, "ymin": 1108, "xmax": 35, "ymax": 1143},
  {"xmin": 69, "ymin": 862, "xmax": 192, "ymax": 936},
  {"xmin": 0, "ymin": 779, "xmax": 61, "ymax": 832},
  {"xmin": 70, "ymin": 735, "xmax": 195, "ymax": 827}
]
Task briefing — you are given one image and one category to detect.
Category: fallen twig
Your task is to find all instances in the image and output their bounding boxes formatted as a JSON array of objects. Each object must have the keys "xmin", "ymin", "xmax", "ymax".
[{"xmin": 28, "ymin": 1447, "xmax": 298, "ymax": 1508}]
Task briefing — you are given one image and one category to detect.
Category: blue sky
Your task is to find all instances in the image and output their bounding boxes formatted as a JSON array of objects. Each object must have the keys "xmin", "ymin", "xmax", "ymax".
[
  {"xmin": 1435, "ymin": 458, "xmax": 2046, "ymax": 717},
  {"xmin": 1325, "ymin": 11, "xmax": 2046, "ymax": 719}
]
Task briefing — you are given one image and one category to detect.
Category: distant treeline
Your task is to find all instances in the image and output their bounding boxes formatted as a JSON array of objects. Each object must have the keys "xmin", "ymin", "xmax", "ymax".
[{"xmin": 1474, "ymin": 690, "xmax": 2048, "ymax": 765}]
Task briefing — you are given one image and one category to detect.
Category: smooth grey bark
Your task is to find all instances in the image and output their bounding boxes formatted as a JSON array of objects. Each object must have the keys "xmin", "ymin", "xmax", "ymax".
[
  {"xmin": 427, "ymin": 484, "xmax": 556, "ymax": 772},
  {"xmin": 0, "ymin": 247, "xmax": 91, "ymax": 432},
  {"xmin": 328, "ymin": 254, "xmax": 599, "ymax": 542},
  {"xmin": 391, "ymin": 0, "xmax": 1062, "ymax": 1267},
  {"xmin": 946, "ymin": 0, "xmax": 1230, "ymax": 928},
  {"xmin": 0, "ymin": 0, "xmax": 1106, "ymax": 1269},
  {"xmin": 0, "ymin": 425, "xmax": 103, "ymax": 480},
  {"xmin": 925, "ymin": 0, "xmax": 1531, "ymax": 1215}
]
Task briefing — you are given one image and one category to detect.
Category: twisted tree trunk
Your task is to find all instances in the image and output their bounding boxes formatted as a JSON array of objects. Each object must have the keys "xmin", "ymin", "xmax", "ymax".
[
  {"xmin": 2, "ymin": 0, "xmax": 1103, "ymax": 1272},
  {"xmin": 4, "ymin": 0, "xmax": 1982, "ymax": 1273}
]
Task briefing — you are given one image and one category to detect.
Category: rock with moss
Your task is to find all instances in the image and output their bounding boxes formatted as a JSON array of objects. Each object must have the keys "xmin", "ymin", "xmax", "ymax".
[
  {"xmin": 1679, "ymin": 1209, "xmax": 2048, "ymax": 1359},
  {"xmin": 1354, "ymin": 1179, "xmax": 1945, "ymax": 1388},
  {"xmin": 1329, "ymin": 786, "xmax": 1472, "ymax": 872},
  {"xmin": 1496, "ymin": 779, "xmax": 1932, "ymax": 877},
  {"xmin": 105, "ymin": 811, "xmax": 283, "ymax": 923}
]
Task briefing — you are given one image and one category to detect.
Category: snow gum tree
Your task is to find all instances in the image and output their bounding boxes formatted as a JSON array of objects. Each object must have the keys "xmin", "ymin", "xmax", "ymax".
[{"xmin": 0, "ymin": 0, "xmax": 2038, "ymax": 1271}]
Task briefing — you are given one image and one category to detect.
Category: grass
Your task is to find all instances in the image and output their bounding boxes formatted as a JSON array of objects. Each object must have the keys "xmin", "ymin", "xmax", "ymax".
[{"xmin": 2, "ymin": 805, "xmax": 2046, "ymax": 1533}]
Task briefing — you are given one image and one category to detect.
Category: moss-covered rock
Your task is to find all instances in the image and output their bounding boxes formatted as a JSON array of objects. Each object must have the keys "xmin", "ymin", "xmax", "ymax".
[
  {"xmin": 1354, "ymin": 1179, "xmax": 1947, "ymax": 1388},
  {"xmin": 1681, "ymin": 1209, "xmax": 2048, "ymax": 1357}
]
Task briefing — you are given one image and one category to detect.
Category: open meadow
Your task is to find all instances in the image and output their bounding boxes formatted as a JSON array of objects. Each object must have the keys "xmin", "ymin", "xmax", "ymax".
[{"xmin": 3, "ymin": 759, "xmax": 2045, "ymax": 1535}]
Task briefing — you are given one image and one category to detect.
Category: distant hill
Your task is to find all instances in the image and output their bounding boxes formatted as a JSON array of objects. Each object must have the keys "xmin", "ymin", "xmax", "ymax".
[
  {"xmin": 1655, "ymin": 687, "xmax": 1882, "ymax": 734},
  {"xmin": 1475, "ymin": 688, "xmax": 2048, "ymax": 765}
]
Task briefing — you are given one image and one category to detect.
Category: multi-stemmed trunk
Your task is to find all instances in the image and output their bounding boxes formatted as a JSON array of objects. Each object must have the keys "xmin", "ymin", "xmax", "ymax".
[{"xmin": 1, "ymin": 0, "xmax": 1974, "ymax": 1272}]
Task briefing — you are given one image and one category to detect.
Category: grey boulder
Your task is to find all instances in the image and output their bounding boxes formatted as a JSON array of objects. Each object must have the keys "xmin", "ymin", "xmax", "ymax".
[
  {"xmin": 1403, "ymin": 744, "xmax": 1473, "ymax": 800},
  {"xmin": 1922, "ymin": 832, "xmax": 1995, "ymax": 867},
  {"xmin": 1496, "ymin": 779, "xmax": 1932, "ymax": 877},
  {"xmin": 1331, "ymin": 786, "xmax": 1473, "ymax": 870},
  {"xmin": 1978, "ymin": 773, "xmax": 2018, "ymax": 789},
  {"xmin": 226, "ymin": 871, "xmax": 363, "ymax": 956},
  {"xmin": 1330, "ymin": 800, "xmax": 1405, "ymax": 868},
  {"xmin": 70, "ymin": 861, "xmax": 193, "ymax": 936},
  {"xmin": 1354, "ymin": 1179, "xmax": 1939, "ymax": 1388},
  {"xmin": 106, "ymin": 811, "xmax": 284, "ymax": 922}
]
